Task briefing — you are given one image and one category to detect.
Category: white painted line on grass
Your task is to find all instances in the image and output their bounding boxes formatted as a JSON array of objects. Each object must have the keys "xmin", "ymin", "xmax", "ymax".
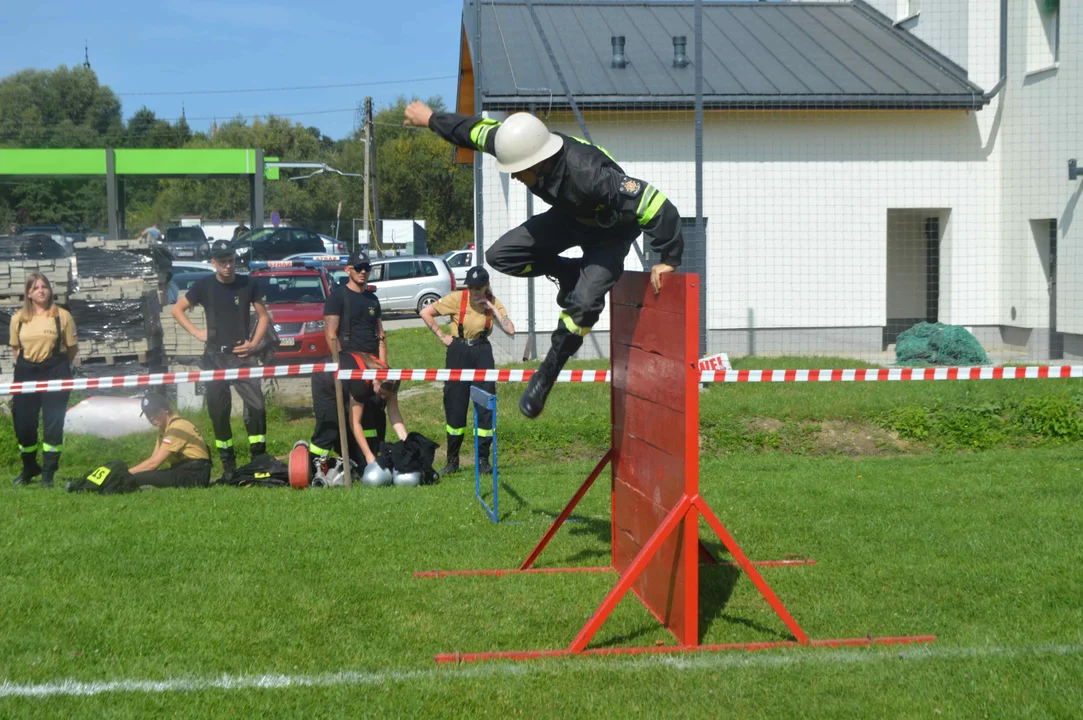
[{"xmin": 2, "ymin": 642, "xmax": 1080, "ymax": 699}]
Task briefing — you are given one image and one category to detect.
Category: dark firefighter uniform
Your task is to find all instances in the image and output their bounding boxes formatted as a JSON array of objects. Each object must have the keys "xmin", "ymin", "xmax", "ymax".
[
  {"xmin": 131, "ymin": 413, "xmax": 213, "ymax": 489},
  {"xmin": 10, "ymin": 306, "xmax": 78, "ymax": 487},
  {"xmin": 427, "ymin": 112, "xmax": 684, "ymax": 412},
  {"xmin": 310, "ymin": 274, "xmax": 385, "ymax": 462},
  {"xmin": 184, "ymin": 273, "xmax": 267, "ymax": 476},
  {"xmin": 429, "ymin": 276, "xmax": 506, "ymax": 473}
]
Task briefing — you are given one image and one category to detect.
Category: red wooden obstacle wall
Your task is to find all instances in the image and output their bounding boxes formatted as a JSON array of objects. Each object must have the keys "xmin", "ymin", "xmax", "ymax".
[
  {"xmin": 610, "ymin": 271, "xmax": 701, "ymax": 645},
  {"xmin": 427, "ymin": 271, "xmax": 935, "ymax": 662}
]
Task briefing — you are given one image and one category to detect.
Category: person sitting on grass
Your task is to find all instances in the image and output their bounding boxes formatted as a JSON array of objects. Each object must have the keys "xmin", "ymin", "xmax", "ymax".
[{"xmin": 66, "ymin": 392, "xmax": 213, "ymax": 493}]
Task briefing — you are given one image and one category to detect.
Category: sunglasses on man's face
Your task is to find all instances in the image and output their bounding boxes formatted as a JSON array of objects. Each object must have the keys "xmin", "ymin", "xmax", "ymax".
[{"xmin": 352, "ymin": 264, "xmax": 371, "ymax": 272}]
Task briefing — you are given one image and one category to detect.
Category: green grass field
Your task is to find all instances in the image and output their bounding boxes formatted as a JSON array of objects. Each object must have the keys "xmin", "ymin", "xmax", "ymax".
[
  {"xmin": 1, "ymin": 450, "xmax": 1081, "ymax": 716},
  {"xmin": 1, "ymin": 329, "xmax": 1082, "ymax": 716}
]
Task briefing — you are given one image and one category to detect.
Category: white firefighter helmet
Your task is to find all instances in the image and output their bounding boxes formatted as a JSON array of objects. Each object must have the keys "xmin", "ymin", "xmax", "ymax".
[
  {"xmin": 392, "ymin": 469, "xmax": 422, "ymax": 487},
  {"xmin": 494, "ymin": 113, "xmax": 564, "ymax": 174},
  {"xmin": 361, "ymin": 460, "xmax": 393, "ymax": 487}
]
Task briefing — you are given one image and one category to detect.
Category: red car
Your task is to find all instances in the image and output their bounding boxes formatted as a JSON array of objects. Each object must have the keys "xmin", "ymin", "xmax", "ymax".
[{"xmin": 249, "ymin": 263, "xmax": 333, "ymax": 362}]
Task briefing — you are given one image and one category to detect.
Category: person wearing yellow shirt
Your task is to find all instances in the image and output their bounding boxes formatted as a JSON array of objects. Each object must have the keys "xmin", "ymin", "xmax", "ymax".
[
  {"xmin": 419, "ymin": 266, "xmax": 515, "ymax": 476},
  {"xmin": 9, "ymin": 272, "xmax": 78, "ymax": 488},
  {"xmin": 126, "ymin": 392, "xmax": 213, "ymax": 489}
]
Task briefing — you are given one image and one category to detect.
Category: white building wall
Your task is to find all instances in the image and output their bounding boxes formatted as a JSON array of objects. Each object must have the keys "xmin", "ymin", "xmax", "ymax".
[
  {"xmin": 476, "ymin": 0, "xmax": 1080, "ymax": 359},
  {"xmin": 999, "ymin": 0, "xmax": 1082, "ymax": 338}
]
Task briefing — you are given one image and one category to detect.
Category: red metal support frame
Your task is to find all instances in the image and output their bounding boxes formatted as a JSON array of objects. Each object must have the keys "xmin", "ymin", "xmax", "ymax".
[
  {"xmin": 434, "ymin": 634, "xmax": 937, "ymax": 664},
  {"xmin": 413, "ymin": 557, "xmax": 814, "ymax": 580},
  {"xmin": 423, "ymin": 272, "xmax": 932, "ymax": 662}
]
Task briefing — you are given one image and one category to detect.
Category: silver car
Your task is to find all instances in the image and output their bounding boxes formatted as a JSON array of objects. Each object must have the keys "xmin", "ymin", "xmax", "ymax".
[
  {"xmin": 441, "ymin": 248, "xmax": 475, "ymax": 285},
  {"xmin": 365, "ymin": 255, "xmax": 455, "ymax": 314}
]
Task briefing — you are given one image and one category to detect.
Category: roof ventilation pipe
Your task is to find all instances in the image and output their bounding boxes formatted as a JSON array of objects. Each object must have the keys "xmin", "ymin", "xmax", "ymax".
[
  {"xmin": 611, "ymin": 35, "xmax": 627, "ymax": 68},
  {"xmin": 673, "ymin": 35, "xmax": 690, "ymax": 68}
]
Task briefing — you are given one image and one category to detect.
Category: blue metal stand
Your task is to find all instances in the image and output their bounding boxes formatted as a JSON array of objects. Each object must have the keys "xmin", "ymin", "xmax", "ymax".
[{"xmin": 472, "ymin": 385, "xmax": 498, "ymax": 524}]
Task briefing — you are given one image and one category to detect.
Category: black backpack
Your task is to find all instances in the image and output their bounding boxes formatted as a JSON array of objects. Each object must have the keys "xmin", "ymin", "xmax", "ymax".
[
  {"xmin": 377, "ymin": 432, "xmax": 440, "ymax": 485},
  {"xmin": 219, "ymin": 453, "xmax": 290, "ymax": 488},
  {"xmin": 66, "ymin": 459, "xmax": 135, "ymax": 494}
]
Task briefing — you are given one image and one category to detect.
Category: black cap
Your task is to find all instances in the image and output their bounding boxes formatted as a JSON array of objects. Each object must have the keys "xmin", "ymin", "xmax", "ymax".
[
  {"xmin": 140, "ymin": 392, "xmax": 171, "ymax": 417},
  {"xmin": 210, "ymin": 240, "xmax": 235, "ymax": 257},
  {"xmin": 347, "ymin": 250, "xmax": 370, "ymax": 267},
  {"xmin": 464, "ymin": 266, "xmax": 489, "ymax": 287}
]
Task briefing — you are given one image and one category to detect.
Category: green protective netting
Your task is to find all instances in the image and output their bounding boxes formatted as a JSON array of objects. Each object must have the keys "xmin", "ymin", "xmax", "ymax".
[{"xmin": 895, "ymin": 322, "xmax": 990, "ymax": 367}]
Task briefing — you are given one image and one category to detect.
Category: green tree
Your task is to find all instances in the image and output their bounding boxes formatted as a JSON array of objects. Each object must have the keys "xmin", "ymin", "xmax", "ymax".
[{"xmin": 0, "ymin": 66, "xmax": 124, "ymax": 231}]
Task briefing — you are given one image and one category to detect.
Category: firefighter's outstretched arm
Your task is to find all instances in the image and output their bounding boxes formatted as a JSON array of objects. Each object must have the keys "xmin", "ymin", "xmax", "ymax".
[{"xmin": 405, "ymin": 101, "xmax": 500, "ymax": 157}]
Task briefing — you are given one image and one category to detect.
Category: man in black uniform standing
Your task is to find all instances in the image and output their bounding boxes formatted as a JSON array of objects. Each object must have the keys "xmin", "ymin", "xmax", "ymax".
[
  {"xmin": 309, "ymin": 250, "xmax": 387, "ymax": 467},
  {"xmin": 170, "ymin": 240, "xmax": 271, "ymax": 482},
  {"xmin": 404, "ymin": 101, "xmax": 684, "ymax": 419}
]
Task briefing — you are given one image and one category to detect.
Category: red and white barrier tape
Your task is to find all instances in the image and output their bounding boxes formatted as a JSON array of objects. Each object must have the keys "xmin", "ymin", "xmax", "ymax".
[
  {"xmin": 0, "ymin": 363, "xmax": 337, "ymax": 396},
  {"xmin": 697, "ymin": 366, "xmax": 1083, "ymax": 383},
  {"xmin": 336, "ymin": 368, "xmax": 610, "ymax": 383},
  {"xmin": 1, "ymin": 364, "xmax": 1081, "ymax": 395}
]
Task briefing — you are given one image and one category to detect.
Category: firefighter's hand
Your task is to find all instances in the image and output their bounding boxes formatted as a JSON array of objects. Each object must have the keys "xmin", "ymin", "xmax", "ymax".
[
  {"xmin": 440, "ymin": 333, "xmax": 454, "ymax": 347},
  {"xmin": 233, "ymin": 340, "xmax": 256, "ymax": 356},
  {"xmin": 404, "ymin": 101, "xmax": 433, "ymax": 128},
  {"xmin": 650, "ymin": 264, "xmax": 675, "ymax": 295},
  {"xmin": 193, "ymin": 329, "xmax": 208, "ymax": 343}
]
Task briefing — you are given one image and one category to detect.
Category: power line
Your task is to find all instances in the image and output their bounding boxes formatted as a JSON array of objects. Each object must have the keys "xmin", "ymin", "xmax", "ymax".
[{"xmin": 117, "ymin": 74, "xmax": 458, "ymax": 97}]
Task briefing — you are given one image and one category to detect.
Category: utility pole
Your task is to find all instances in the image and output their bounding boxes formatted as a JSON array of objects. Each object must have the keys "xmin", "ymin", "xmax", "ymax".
[{"xmin": 362, "ymin": 96, "xmax": 372, "ymax": 253}]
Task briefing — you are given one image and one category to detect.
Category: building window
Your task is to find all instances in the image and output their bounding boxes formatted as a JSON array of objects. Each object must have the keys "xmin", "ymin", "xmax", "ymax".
[{"xmin": 1027, "ymin": 0, "xmax": 1059, "ymax": 73}]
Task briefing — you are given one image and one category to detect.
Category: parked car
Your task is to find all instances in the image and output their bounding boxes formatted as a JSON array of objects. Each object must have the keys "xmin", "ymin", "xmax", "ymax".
[
  {"xmin": 249, "ymin": 262, "xmax": 333, "ymax": 362},
  {"xmin": 172, "ymin": 260, "xmax": 216, "ymax": 273},
  {"xmin": 166, "ymin": 265, "xmax": 217, "ymax": 304},
  {"xmin": 16, "ymin": 226, "xmax": 74, "ymax": 255},
  {"xmin": 284, "ymin": 252, "xmax": 349, "ymax": 265},
  {"xmin": 230, "ymin": 226, "xmax": 325, "ymax": 266},
  {"xmin": 162, "ymin": 226, "xmax": 211, "ymax": 260},
  {"xmin": 441, "ymin": 248, "xmax": 475, "ymax": 285},
  {"xmin": 317, "ymin": 233, "xmax": 348, "ymax": 255},
  {"xmin": 4, "ymin": 232, "xmax": 71, "ymax": 258},
  {"xmin": 365, "ymin": 255, "xmax": 455, "ymax": 314}
]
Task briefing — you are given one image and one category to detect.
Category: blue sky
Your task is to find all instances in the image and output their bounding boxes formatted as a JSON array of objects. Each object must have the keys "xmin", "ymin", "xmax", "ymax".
[{"xmin": 1, "ymin": 0, "xmax": 465, "ymax": 139}]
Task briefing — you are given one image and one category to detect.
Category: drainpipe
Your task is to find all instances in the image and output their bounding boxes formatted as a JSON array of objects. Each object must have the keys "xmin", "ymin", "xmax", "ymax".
[{"xmin": 983, "ymin": 0, "xmax": 1008, "ymax": 100}]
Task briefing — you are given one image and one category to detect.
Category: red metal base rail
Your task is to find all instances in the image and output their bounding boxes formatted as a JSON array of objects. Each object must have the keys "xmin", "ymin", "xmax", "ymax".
[{"xmin": 435, "ymin": 635, "xmax": 938, "ymax": 664}]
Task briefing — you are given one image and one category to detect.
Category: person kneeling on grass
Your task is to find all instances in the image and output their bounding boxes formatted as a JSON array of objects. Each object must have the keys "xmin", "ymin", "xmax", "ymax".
[
  {"xmin": 66, "ymin": 392, "xmax": 213, "ymax": 494},
  {"xmin": 346, "ymin": 357, "xmax": 408, "ymax": 468}
]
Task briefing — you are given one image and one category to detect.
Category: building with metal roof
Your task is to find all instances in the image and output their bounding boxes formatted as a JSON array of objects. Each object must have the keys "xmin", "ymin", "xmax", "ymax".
[
  {"xmin": 458, "ymin": 0, "xmax": 987, "ymax": 111},
  {"xmin": 453, "ymin": 0, "xmax": 1080, "ymax": 365}
]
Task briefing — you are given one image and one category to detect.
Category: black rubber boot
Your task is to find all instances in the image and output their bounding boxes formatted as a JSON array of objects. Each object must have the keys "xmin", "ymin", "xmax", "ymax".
[
  {"xmin": 217, "ymin": 448, "xmax": 237, "ymax": 484},
  {"xmin": 439, "ymin": 434, "xmax": 463, "ymax": 476},
  {"xmin": 250, "ymin": 441, "xmax": 267, "ymax": 457},
  {"xmin": 41, "ymin": 451, "xmax": 60, "ymax": 489},
  {"xmin": 13, "ymin": 452, "xmax": 40, "ymax": 486},
  {"xmin": 520, "ymin": 327, "xmax": 584, "ymax": 419},
  {"xmin": 477, "ymin": 437, "xmax": 493, "ymax": 475}
]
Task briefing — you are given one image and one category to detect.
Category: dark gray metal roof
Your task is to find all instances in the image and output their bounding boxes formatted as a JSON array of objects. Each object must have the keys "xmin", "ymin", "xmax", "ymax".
[{"xmin": 462, "ymin": 0, "xmax": 987, "ymax": 111}]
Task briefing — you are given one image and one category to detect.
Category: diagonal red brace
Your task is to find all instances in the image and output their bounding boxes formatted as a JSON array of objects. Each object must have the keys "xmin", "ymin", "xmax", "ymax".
[
  {"xmin": 567, "ymin": 494, "xmax": 694, "ymax": 653},
  {"xmin": 520, "ymin": 450, "xmax": 611, "ymax": 571},
  {"xmin": 695, "ymin": 494, "xmax": 809, "ymax": 645}
]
